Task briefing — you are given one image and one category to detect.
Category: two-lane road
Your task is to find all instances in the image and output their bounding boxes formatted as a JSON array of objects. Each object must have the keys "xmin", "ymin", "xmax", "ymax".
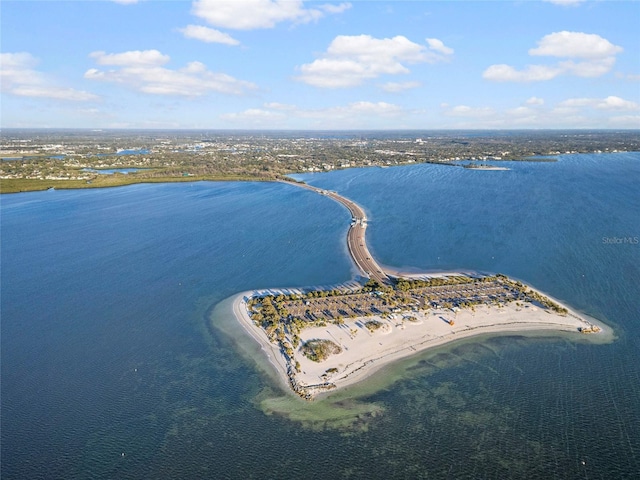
[{"xmin": 281, "ymin": 180, "xmax": 390, "ymax": 285}]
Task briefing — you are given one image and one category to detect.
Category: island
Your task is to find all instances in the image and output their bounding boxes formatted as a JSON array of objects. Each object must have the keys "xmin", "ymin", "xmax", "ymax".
[{"xmin": 233, "ymin": 181, "xmax": 607, "ymax": 400}]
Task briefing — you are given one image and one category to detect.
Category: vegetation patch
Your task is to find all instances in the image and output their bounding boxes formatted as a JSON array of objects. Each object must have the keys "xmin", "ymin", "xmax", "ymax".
[
  {"xmin": 300, "ymin": 339, "xmax": 342, "ymax": 362},
  {"xmin": 365, "ymin": 320, "xmax": 385, "ymax": 332}
]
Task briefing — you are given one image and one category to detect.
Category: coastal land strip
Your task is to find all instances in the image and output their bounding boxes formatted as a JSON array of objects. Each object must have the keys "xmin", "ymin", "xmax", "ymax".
[{"xmin": 232, "ymin": 180, "xmax": 611, "ymax": 400}]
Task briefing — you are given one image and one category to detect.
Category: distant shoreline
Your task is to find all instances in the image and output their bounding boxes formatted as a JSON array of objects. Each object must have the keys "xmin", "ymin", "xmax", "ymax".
[{"xmin": 3, "ymin": 148, "xmax": 638, "ymax": 194}]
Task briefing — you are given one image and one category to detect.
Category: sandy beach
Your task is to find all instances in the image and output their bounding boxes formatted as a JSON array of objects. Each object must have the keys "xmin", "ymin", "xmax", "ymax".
[{"xmin": 233, "ymin": 290, "xmax": 610, "ymax": 399}]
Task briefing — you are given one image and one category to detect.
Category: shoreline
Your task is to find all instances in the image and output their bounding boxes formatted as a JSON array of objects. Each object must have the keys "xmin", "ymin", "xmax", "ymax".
[{"xmin": 232, "ymin": 284, "xmax": 612, "ymax": 400}]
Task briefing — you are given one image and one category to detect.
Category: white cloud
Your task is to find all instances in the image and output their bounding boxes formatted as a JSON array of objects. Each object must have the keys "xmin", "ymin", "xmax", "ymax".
[
  {"xmin": 558, "ymin": 57, "xmax": 617, "ymax": 78},
  {"xmin": 85, "ymin": 50, "xmax": 256, "ymax": 96},
  {"xmin": 525, "ymin": 96, "xmax": 545, "ymax": 105},
  {"xmin": 319, "ymin": 2, "xmax": 352, "ymax": 14},
  {"xmin": 483, "ymin": 64, "xmax": 562, "ymax": 82},
  {"xmin": 0, "ymin": 52, "xmax": 40, "ymax": 87},
  {"xmin": 381, "ymin": 81, "xmax": 422, "ymax": 92},
  {"xmin": 558, "ymin": 95, "xmax": 639, "ymax": 111},
  {"xmin": 191, "ymin": 0, "xmax": 351, "ymax": 30},
  {"xmin": 426, "ymin": 38, "xmax": 454, "ymax": 56},
  {"xmin": 506, "ymin": 106, "xmax": 535, "ymax": 117},
  {"xmin": 442, "ymin": 104, "xmax": 494, "ymax": 117},
  {"xmin": 484, "ymin": 31, "xmax": 622, "ymax": 82},
  {"xmin": 1, "ymin": 52, "xmax": 98, "ymax": 102},
  {"xmin": 263, "ymin": 102, "xmax": 297, "ymax": 110},
  {"xmin": 179, "ymin": 25, "xmax": 240, "ymax": 45},
  {"xmin": 297, "ymin": 35, "xmax": 452, "ymax": 88},
  {"xmin": 111, "ymin": 0, "xmax": 139, "ymax": 4},
  {"xmin": 529, "ymin": 32, "xmax": 622, "ymax": 59},
  {"xmin": 438, "ymin": 96, "xmax": 640, "ymax": 129},
  {"xmin": 9, "ymin": 86, "xmax": 97, "ymax": 102},
  {"xmin": 90, "ymin": 50, "xmax": 170, "ymax": 67}
]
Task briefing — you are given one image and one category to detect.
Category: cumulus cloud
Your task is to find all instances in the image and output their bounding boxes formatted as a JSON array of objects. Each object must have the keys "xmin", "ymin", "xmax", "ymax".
[
  {"xmin": 85, "ymin": 50, "xmax": 256, "ymax": 96},
  {"xmin": 319, "ymin": 2, "xmax": 352, "ymax": 14},
  {"xmin": 483, "ymin": 31, "xmax": 622, "ymax": 82},
  {"xmin": 297, "ymin": 35, "xmax": 453, "ymax": 88},
  {"xmin": 525, "ymin": 96, "xmax": 545, "ymax": 105},
  {"xmin": 191, "ymin": 0, "xmax": 351, "ymax": 30},
  {"xmin": 426, "ymin": 38, "xmax": 454, "ymax": 56},
  {"xmin": 529, "ymin": 31, "xmax": 622, "ymax": 59},
  {"xmin": 179, "ymin": 25, "xmax": 240, "ymax": 45},
  {"xmin": 1, "ymin": 52, "xmax": 98, "ymax": 101}
]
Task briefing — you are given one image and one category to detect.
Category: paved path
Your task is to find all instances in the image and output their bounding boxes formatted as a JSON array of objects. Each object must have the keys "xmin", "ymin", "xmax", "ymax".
[{"xmin": 281, "ymin": 180, "xmax": 391, "ymax": 285}]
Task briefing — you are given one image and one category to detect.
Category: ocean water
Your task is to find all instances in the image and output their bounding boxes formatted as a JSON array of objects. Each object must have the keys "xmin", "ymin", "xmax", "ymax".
[{"xmin": 2, "ymin": 153, "xmax": 639, "ymax": 479}]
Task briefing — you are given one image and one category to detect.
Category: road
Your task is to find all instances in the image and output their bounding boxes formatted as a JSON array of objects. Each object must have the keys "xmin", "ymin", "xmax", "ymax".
[{"xmin": 281, "ymin": 180, "xmax": 391, "ymax": 285}]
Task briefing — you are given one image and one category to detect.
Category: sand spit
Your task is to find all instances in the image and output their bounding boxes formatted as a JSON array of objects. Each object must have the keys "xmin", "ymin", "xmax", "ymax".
[
  {"xmin": 233, "ymin": 289, "xmax": 609, "ymax": 400},
  {"xmin": 231, "ymin": 182, "xmax": 610, "ymax": 400}
]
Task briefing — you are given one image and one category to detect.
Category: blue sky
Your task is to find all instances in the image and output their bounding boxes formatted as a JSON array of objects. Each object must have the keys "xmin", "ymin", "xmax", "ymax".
[{"xmin": 1, "ymin": 0, "xmax": 639, "ymax": 129}]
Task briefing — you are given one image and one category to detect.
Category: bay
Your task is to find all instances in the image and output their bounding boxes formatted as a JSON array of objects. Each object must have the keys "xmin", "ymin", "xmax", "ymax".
[{"xmin": 2, "ymin": 152, "xmax": 639, "ymax": 479}]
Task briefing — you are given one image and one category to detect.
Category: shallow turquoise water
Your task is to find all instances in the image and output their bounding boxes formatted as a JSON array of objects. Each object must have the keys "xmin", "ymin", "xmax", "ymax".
[{"xmin": 2, "ymin": 153, "xmax": 639, "ymax": 478}]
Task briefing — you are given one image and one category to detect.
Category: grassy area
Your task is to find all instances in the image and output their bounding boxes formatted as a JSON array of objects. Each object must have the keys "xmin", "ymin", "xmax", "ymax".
[
  {"xmin": 300, "ymin": 339, "xmax": 343, "ymax": 362},
  {"xmin": 0, "ymin": 173, "xmax": 274, "ymax": 194}
]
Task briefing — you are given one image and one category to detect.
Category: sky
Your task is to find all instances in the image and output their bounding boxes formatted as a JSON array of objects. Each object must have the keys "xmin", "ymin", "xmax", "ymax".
[{"xmin": 1, "ymin": 0, "xmax": 639, "ymax": 130}]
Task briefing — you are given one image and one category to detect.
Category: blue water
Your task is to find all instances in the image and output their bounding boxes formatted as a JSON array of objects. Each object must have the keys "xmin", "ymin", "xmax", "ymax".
[
  {"xmin": 94, "ymin": 149, "xmax": 150, "ymax": 158},
  {"xmin": 117, "ymin": 149, "xmax": 150, "ymax": 155},
  {"xmin": 81, "ymin": 168, "xmax": 148, "ymax": 174},
  {"xmin": 2, "ymin": 153, "xmax": 639, "ymax": 478}
]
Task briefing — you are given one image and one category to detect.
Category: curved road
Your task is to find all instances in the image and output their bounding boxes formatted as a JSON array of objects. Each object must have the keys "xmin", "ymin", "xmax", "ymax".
[{"xmin": 281, "ymin": 180, "xmax": 390, "ymax": 285}]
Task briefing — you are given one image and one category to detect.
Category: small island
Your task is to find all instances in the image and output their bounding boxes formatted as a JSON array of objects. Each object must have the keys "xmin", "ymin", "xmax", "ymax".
[
  {"xmin": 233, "ymin": 182, "xmax": 607, "ymax": 400},
  {"xmin": 462, "ymin": 163, "xmax": 510, "ymax": 171}
]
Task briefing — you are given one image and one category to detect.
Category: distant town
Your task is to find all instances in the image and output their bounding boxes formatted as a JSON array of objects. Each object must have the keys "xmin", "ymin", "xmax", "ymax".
[{"xmin": 1, "ymin": 129, "xmax": 639, "ymax": 193}]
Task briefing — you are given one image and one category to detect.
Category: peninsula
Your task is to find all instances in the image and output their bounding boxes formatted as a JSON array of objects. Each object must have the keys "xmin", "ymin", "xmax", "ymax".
[{"xmin": 234, "ymin": 181, "xmax": 607, "ymax": 400}]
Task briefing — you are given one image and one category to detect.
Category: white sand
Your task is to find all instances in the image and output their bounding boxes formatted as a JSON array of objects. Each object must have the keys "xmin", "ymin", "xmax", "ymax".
[{"xmin": 233, "ymin": 291, "xmax": 609, "ymax": 399}]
